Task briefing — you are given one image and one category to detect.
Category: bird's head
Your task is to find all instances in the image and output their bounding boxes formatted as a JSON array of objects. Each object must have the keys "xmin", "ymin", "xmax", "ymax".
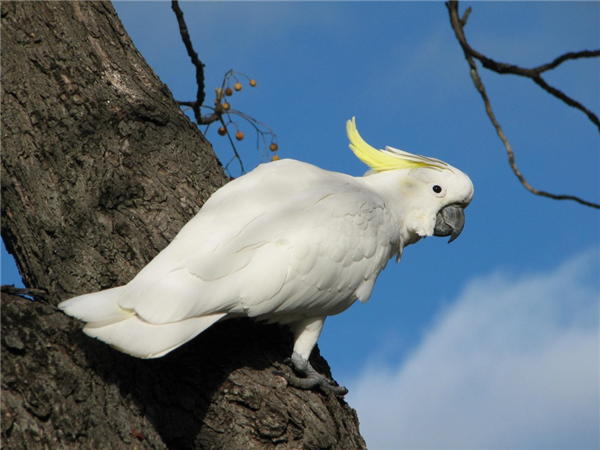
[{"xmin": 347, "ymin": 118, "xmax": 474, "ymax": 244}]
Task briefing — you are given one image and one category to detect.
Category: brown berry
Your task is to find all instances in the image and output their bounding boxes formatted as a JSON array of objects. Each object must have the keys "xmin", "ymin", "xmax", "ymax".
[
  {"xmin": 225, "ymin": 87, "xmax": 233, "ymax": 96},
  {"xmin": 235, "ymin": 131, "xmax": 244, "ymax": 141},
  {"xmin": 269, "ymin": 143, "xmax": 279, "ymax": 152},
  {"xmin": 271, "ymin": 155, "xmax": 280, "ymax": 161},
  {"xmin": 218, "ymin": 127, "xmax": 227, "ymax": 136},
  {"xmin": 234, "ymin": 82, "xmax": 242, "ymax": 91},
  {"xmin": 249, "ymin": 79, "xmax": 257, "ymax": 87},
  {"xmin": 222, "ymin": 102, "xmax": 231, "ymax": 110}
]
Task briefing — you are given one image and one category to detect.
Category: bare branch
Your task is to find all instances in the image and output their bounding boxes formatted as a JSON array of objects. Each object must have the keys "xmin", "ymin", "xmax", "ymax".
[
  {"xmin": 460, "ymin": 6, "xmax": 471, "ymax": 27},
  {"xmin": 447, "ymin": 0, "xmax": 600, "ymax": 209},
  {"xmin": 177, "ymin": 101, "xmax": 222, "ymax": 125},
  {"xmin": 447, "ymin": 1, "xmax": 600, "ymax": 132},
  {"xmin": 0, "ymin": 285, "xmax": 50, "ymax": 302},
  {"xmin": 218, "ymin": 116, "xmax": 246, "ymax": 175},
  {"xmin": 534, "ymin": 50, "xmax": 600, "ymax": 74},
  {"xmin": 169, "ymin": 10, "xmax": 279, "ymax": 173},
  {"xmin": 532, "ymin": 75, "xmax": 600, "ymax": 129},
  {"xmin": 171, "ymin": 0, "xmax": 205, "ymax": 123}
]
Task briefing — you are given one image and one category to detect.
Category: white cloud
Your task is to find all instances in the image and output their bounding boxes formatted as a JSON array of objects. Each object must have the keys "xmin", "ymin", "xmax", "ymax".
[{"xmin": 347, "ymin": 248, "xmax": 599, "ymax": 450}]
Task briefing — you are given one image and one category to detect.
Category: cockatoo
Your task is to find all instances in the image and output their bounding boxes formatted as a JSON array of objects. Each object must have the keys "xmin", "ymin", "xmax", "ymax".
[{"xmin": 59, "ymin": 118, "xmax": 474, "ymax": 395}]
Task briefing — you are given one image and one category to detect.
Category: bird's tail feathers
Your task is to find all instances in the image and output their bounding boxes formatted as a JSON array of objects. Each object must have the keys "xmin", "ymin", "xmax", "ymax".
[
  {"xmin": 60, "ymin": 287, "xmax": 227, "ymax": 358},
  {"xmin": 83, "ymin": 313, "xmax": 227, "ymax": 358},
  {"xmin": 59, "ymin": 286, "xmax": 133, "ymax": 325}
]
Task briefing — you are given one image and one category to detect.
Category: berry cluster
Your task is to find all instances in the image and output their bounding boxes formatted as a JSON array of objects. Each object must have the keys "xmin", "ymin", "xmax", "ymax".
[{"xmin": 211, "ymin": 71, "xmax": 279, "ymax": 165}]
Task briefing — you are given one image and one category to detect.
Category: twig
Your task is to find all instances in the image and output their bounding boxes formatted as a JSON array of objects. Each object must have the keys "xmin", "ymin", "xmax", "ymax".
[
  {"xmin": 447, "ymin": 0, "xmax": 599, "ymax": 209},
  {"xmin": 169, "ymin": 13, "xmax": 278, "ymax": 174},
  {"xmin": 532, "ymin": 76, "xmax": 600, "ymax": 129},
  {"xmin": 177, "ymin": 101, "xmax": 221, "ymax": 125},
  {"xmin": 1, "ymin": 284, "xmax": 50, "ymax": 301},
  {"xmin": 534, "ymin": 50, "xmax": 600, "ymax": 74},
  {"xmin": 446, "ymin": 1, "xmax": 599, "ymax": 131},
  {"xmin": 219, "ymin": 117, "xmax": 245, "ymax": 175},
  {"xmin": 171, "ymin": 0, "xmax": 205, "ymax": 124}
]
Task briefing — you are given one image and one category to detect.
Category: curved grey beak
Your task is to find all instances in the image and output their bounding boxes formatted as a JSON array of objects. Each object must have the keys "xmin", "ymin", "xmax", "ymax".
[{"xmin": 433, "ymin": 205, "xmax": 465, "ymax": 243}]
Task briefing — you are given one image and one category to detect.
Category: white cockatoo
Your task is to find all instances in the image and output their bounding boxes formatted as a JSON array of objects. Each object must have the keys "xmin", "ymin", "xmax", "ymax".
[{"xmin": 60, "ymin": 118, "xmax": 474, "ymax": 395}]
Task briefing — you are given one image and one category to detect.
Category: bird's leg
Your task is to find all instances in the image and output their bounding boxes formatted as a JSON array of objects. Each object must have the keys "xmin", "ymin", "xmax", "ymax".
[
  {"xmin": 277, "ymin": 317, "xmax": 348, "ymax": 396},
  {"xmin": 283, "ymin": 351, "xmax": 348, "ymax": 396}
]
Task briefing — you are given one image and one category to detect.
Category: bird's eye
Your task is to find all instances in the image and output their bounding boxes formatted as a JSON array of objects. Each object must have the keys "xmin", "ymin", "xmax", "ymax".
[{"xmin": 430, "ymin": 183, "xmax": 446, "ymax": 197}]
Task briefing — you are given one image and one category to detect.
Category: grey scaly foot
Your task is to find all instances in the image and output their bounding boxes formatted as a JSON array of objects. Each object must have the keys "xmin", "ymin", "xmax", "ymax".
[{"xmin": 279, "ymin": 351, "xmax": 348, "ymax": 396}]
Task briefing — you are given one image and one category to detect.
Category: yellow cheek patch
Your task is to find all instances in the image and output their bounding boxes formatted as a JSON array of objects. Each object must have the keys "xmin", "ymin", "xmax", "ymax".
[{"xmin": 347, "ymin": 117, "xmax": 448, "ymax": 173}]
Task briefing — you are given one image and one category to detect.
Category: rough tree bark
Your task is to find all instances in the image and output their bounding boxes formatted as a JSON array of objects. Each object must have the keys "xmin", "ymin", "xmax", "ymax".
[{"xmin": 1, "ymin": 2, "xmax": 366, "ymax": 449}]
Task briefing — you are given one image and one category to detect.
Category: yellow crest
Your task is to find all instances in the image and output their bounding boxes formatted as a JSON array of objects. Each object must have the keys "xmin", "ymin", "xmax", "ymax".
[{"xmin": 346, "ymin": 117, "xmax": 448, "ymax": 172}]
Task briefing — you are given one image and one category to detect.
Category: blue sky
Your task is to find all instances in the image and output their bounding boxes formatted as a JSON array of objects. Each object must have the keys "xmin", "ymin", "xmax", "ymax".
[{"xmin": 2, "ymin": 2, "xmax": 598, "ymax": 449}]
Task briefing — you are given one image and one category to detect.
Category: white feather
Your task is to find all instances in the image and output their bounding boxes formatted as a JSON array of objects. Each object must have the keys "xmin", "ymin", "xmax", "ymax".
[
  {"xmin": 83, "ymin": 313, "xmax": 226, "ymax": 358},
  {"xmin": 59, "ymin": 286, "xmax": 132, "ymax": 325}
]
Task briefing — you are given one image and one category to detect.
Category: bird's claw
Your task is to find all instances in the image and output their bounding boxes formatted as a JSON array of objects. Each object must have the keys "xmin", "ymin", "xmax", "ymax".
[
  {"xmin": 275, "ymin": 352, "xmax": 348, "ymax": 396},
  {"xmin": 285, "ymin": 372, "xmax": 348, "ymax": 396}
]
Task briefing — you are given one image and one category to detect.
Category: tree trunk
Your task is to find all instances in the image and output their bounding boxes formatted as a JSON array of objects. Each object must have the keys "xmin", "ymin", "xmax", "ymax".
[{"xmin": 1, "ymin": 2, "xmax": 366, "ymax": 449}]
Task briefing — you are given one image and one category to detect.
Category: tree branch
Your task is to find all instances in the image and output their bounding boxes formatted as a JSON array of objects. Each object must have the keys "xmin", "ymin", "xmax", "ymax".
[
  {"xmin": 534, "ymin": 49, "xmax": 600, "ymax": 74},
  {"xmin": 447, "ymin": 1, "xmax": 599, "ymax": 131},
  {"xmin": 171, "ymin": 0, "xmax": 205, "ymax": 124},
  {"xmin": 0, "ymin": 285, "xmax": 49, "ymax": 302},
  {"xmin": 447, "ymin": 0, "xmax": 600, "ymax": 209},
  {"xmin": 532, "ymin": 75, "xmax": 600, "ymax": 129}
]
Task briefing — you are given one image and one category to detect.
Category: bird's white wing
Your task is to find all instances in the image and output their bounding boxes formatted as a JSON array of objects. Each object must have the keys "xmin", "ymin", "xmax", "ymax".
[{"xmin": 116, "ymin": 160, "xmax": 400, "ymax": 325}]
